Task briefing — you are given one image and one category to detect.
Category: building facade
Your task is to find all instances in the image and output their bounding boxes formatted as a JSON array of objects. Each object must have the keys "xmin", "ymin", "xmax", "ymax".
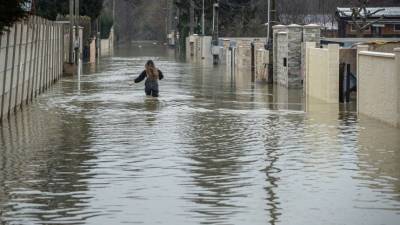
[{"xmin": 336, "ymin": 7, "xmax": 400, "ymax": 38}]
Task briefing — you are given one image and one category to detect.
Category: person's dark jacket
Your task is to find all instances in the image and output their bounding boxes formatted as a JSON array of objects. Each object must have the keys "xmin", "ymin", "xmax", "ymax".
[{"xmin": 134, "ymin": 70, "xmax": 164, "ymax": 83}]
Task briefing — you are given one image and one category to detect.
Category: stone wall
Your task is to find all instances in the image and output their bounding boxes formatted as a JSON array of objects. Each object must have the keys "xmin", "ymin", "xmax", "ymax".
[
  {"xmin": 306, "ymin": 44, "xmax": 340, "ymax": 103},
  {"xmin": 357, "ymin": 49, "xmax": 400, "ymax": 127},
  {"xmin": 186, "ymin": 35, "xmax": 212, "ymax": 63},
  {"xmin": 0, "ymin": 16, "xmax": 67, "ymax": 121}
]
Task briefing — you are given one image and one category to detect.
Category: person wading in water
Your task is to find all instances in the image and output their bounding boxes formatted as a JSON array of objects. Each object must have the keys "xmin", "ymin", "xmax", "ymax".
[{"xmin": 133, "ymin": 60, "xmax": 164, "ymax": 97}]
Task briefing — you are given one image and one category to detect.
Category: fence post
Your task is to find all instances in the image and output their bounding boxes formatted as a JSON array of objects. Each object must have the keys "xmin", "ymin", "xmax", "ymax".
[
  {"xmin": 21, "ymin": 18, "xmax": 31, "ymax": 108},
  {"xmin": 38, "ymin": 19, "xmax": 45, "ymax": 95},
  {"xmin": 7, "ymin": 23, "xmax": 19, "ymax": 117},
  {"xmin": 15, "ymin": 20, "xmax": 25, "ymax": 111},
  {"xmin": 1, "ymin": 30, "xmax": 11, "ymax": 121},
  {"xmin": 30, "ymin": 17, "xmax": 39, "ymax": 102},
  {"xmin": 251, "ymin": 42, "xmax": 255, "ymax": 82}
]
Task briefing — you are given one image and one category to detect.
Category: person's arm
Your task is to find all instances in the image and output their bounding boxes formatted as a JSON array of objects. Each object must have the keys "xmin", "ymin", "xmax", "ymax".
[
  {"xmin": 158, "ymin": 70, "xmax": 164, "ymax": 80},
  {"xmin": 134, "ymin": 71, "xmax": 147, "ymax": 83}
]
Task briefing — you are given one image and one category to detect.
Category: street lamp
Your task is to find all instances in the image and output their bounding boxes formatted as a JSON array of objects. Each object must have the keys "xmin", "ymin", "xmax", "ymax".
[{"xmin": 212, "ymin": 2, "xmax": 219, "ymax": 42}]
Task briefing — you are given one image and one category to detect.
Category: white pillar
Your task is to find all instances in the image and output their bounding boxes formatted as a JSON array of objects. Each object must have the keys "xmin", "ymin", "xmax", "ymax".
[
  {"xmin": 356, "ymin": 45, "xmax": 369, "ymax": 114},
  {"xmin": 394, "ymin": 48, "xmax": 400, "ymax": 128}
]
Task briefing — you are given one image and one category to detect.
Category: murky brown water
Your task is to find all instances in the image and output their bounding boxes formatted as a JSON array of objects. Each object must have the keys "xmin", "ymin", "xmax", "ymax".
[{"xmin": 1, "ymin": 45, "xmax": 399, "ymax": 225}]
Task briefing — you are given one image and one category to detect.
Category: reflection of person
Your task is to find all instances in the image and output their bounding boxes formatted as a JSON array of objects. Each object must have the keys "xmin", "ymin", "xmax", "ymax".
[{"xmin": 134, "ymin": 60, "xmax": 164, "ymax": 97}]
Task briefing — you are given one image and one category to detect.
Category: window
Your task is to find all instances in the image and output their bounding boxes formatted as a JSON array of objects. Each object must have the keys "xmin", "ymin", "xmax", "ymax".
[
  {"xmin": 350, "ymin": 24, "xmax": 357, "ymax": 32},
  {"xmin": 394, "ymin": 24, "xmax": 400, "ymax": 32},
  {"xmin": 350, "ymin": 24, "xmax": 371, "ymax": 32}
]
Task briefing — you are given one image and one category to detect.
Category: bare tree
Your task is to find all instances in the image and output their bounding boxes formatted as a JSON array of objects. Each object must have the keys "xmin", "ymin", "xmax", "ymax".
[{"xmin": 346, "ymin": 0, "xmax": 385, "ymax": 37}]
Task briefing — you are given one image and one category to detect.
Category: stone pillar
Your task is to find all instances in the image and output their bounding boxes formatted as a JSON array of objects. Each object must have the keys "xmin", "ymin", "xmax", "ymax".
[
  {"xmin": 276, "ymin": 31, "xmax": 288, "ymax": 87},
  {"xmin": 395, "ymin": 48, "xmax": 400, "ymax": 127},
  {"xmin": 223, "ymin": 39, "xmax": 230, "ymax": 49},
  {"xmin": 303, "ymin": 24, "xmax": 321, "ymax": 44},
  {"xmin": 272, "ymin": 25, "xmax": 287, "ymax": 83},
  {"xmin": 201, "ymin": 36, "xmax": 212, "ymax": 62},
  {"xmin": 90, "ymin": 37, "xmax": 96, "ymax": 63},
  {"xmin": 287, "ymin": 24, "xmax": 303, "ymax": 88}
]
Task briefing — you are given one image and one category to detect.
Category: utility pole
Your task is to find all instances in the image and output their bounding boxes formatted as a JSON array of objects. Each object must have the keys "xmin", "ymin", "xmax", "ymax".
[
  {"xmin": 212, "ymin": 1, "xmax": 219, "ymax": 42},
  {"xmin": 74, "ymin": 0, "xmax": 79, "ymax": 65},
  {"xmin": 267, "ymin": 0, "xmax": 277, "ymax": 50},
  {"xmin": 113, "ymin": 0, "xmax": 116, "ymax": 25},
  {"xmin": 165, "ymin": 0, "xmax": 168, "ymax": 40},
  {"xmin": 267, "ymin": 0, "xmax": 277, "ymax": 83},
  {"xmin": 69, "ymin": 0, "xmax": 74, "ymax": 64},
  {"xmin": 189, "ymin": 0, "xmax": 195, "ymax": 34},
  {"xmin": 202, "ymin": 0, "xmax": 205, "ymax": 35}
]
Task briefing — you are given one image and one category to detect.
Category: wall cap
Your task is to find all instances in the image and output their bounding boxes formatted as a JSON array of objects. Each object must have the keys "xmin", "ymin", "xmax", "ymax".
[
  {"xmin": 288, "ymin": 24, "xmax": 302, "ymax": 28},
  {"xmin": 359, "ymin": 51, "xmax": 395, "ymax": 58},
  {"xmin": 272, "ymin": 25, "xmax": 287, "ymax": 29},
  {"xmin": 304, "ymin": 24, "xmax": 320, "ymax": 28}
]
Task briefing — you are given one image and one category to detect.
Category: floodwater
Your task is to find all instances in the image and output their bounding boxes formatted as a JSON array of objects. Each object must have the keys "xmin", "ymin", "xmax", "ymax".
[{"xmin": 0, "ymin": 45, "xmax": 399, "ymax": 225}]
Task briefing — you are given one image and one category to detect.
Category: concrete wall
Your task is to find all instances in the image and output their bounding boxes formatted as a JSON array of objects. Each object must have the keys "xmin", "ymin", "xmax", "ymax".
[
  {"xmin": 100, "ymin": 27, "xmax": 114, "ymax": 56},
  {"xmin": 339, "ymin": 48, "xmax": 357, "ymax": 75},
  {"xmin": 306, "ymin": 44, "xmax": 340, "ymax": 103},
  {"xmin": 186, "ymin": 35, "xmax": 212, "ymax": 63},
  {"xmin": 0, "ymin": 16, "xmax": 66, "ymax": 121},
  {"xmin": 357, "ymin": 49, "xmax": 400, "ymax": 127},
  {"xmin": 236, "ymin": 40, "xmax": 252, "ymax": 70},
  {"xmin": 255, "ymin": 49, "xmax": 269, "ymax": 82},
  {"xmin": 90, "ymin": 37, "xmax": 96, "ymax": 63}
]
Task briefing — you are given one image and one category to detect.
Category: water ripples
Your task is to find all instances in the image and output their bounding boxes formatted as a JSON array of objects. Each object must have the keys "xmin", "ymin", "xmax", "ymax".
[{"xmin": 1, "ymin": 46, "xmax": 400, "ymax": 224}]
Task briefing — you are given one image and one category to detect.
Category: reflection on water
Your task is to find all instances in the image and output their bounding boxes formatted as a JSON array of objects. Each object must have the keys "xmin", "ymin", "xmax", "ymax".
[{"xmin": 0, "ymin": 44, "xmax": 399, "ymax": 225}]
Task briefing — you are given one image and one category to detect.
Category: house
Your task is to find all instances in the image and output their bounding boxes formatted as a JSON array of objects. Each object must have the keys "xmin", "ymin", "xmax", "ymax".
[{"xmin": 336, "ymin": 7, "xmax": 400, "ymax": 38}]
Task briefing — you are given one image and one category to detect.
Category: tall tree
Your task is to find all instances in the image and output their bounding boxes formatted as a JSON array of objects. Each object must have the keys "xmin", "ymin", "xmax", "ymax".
[
  {"xmin": 0, "ymin": 0, "xmax": 29, "ymax": 33},
  {"xmin": 347, "ymin": 0, "xmax": 384, "ymax": 37},
  {"xmin": 35, "ymin": 0, "xmax": 104, "ymax": 21}
]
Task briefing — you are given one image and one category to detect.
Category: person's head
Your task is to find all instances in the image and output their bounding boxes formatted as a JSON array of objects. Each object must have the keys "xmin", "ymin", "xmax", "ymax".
[{"xmin": 145, "ymin": 60, "xmax": 159, "ymax": 80}]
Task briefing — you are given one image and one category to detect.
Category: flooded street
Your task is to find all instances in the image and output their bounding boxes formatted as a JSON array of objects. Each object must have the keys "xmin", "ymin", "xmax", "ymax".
[{"xmin": 0, "ymin": 45, "xmax": 399, "ymax": 225}]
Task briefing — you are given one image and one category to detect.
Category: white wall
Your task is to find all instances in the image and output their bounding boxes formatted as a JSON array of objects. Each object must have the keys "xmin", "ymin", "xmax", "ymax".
[
  {"xmin": 357, "ymin": 49, "xmax": 400, "ymax": 127},
  {"xmin": 306, "ymin": 44, "xmax": 339, "ymax": 103}
]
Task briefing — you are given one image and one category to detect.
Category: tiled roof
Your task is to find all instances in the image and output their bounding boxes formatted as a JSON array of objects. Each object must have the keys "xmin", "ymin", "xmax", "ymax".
[{"xmin": 337, "ymin": 7, "xmax": 400, "ymax": 18}]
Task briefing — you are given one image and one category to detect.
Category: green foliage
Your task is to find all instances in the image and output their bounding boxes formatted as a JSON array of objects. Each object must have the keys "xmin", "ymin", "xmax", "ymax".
[
  {"xmin": 0, "ymin": 0, "xmax": 29, "ymax": 33},
  {"xmin": 36, "ymin": 0, "xmax": 68, "ymax": 20},
  {"xmin": 81, "ymin": 0, "xmax": 104, "ymax": 20},
  {"xmin": 35, "ymin": 0, "xmax": 104, "ymax": 20},
  {"xmin": 100, "ymin": 14, "xmax": 113, "ymax": 39}
]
